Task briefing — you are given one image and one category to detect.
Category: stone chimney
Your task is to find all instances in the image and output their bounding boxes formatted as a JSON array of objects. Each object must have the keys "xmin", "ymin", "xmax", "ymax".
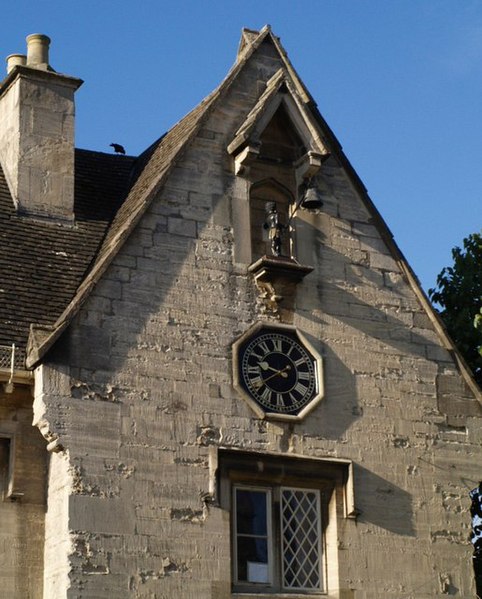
[{"xmin": 0, "ymin": 34, "xmax": 83, "ymax": 222}]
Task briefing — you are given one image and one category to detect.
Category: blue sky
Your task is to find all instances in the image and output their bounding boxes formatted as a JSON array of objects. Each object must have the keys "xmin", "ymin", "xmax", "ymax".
[{"xmin": 1, "ymin": 1, "xmax": 481, "ymax": 293}]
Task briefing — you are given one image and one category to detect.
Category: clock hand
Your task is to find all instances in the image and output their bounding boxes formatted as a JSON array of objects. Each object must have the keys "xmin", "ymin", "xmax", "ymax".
[
  {"xmin": 259, "ymin": 361, "xmax": 282, "ymax": 373},
  {"xmin": 254, "ymin": 365, "xmax": 291, "ymax": 387}
]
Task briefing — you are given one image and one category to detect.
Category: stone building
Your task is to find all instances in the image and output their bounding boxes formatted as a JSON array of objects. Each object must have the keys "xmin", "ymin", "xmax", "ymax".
[{"xmin": 0, "ymin": 27, "xmax": 481, "ymax": 599}]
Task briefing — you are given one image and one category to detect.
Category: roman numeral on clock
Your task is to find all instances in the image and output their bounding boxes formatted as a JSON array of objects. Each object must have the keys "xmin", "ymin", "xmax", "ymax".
[
  {"xmin": 251, "ymin": 375, "xmax": 263, "ymax": 388},
  {"xmin": 257, "ymin": 341, "xmax": 270, "ymax": 355},
  {"xmin": 275, "ymin": 393, "xmax": 285, "ymax": 407},
  {"xmin": 294, "ymin": 381, "xmax": 309, "ymax": 396},
  {"xmin": 259, "ymin": 387, "xmax": 271, "ymax": 403}
]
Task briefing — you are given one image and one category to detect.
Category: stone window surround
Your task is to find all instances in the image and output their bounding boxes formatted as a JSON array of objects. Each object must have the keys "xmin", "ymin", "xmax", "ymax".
[{"xmin": 209, "ymin": 447, "xmax": 356, "ymax": 598}]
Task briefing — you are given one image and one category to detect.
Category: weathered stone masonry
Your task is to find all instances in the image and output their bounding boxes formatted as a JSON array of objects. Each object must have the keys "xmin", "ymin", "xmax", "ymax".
[{"xmin": 0, "ymin": 26, "xmax": 481, "ymax": 599}]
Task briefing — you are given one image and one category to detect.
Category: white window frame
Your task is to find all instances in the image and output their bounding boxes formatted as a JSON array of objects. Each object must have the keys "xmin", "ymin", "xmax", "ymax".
[
  {"xmin": 231, "ymin": 481, "xmax": 325, "ymax": 594},
  {"xmin": 233, "ymin": 485, "xmax": 274, "ymax": 586},
  {"xmin": 215, "ymin": 448, "xmax": 355, "ymax": 597}
]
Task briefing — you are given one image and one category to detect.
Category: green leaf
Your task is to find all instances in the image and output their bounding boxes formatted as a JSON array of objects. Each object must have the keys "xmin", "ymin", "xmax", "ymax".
[{"xmin": 429, "ymin": 232, "xmax": 482, "ymax": 386}]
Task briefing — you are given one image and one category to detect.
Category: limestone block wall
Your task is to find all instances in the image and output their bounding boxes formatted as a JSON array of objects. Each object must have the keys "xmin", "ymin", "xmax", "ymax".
[
  {"xmin": 36, "ymin": 40, "xmax": 482, "ymax": 598},
  {"xmin": 0, "ymin": 385, "xmax": 46, "ymax": 599}
]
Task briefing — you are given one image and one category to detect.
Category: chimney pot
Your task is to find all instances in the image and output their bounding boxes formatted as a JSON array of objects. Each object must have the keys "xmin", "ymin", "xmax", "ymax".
[
  {"xmin": 6, "ymin": 54, "xmax": 26, "ymax": 74},
  {"xmin": 26, "ymin": 34, "xmax": 51, "ymax": 69}
]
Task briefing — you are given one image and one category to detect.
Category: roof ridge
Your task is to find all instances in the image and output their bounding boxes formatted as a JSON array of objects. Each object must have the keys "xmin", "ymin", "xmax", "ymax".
[
  {"xmin": 237, "ymin": 25, "xmax": 271, "ymax": 58},
  {"xmin": 75, "ymin": 148, "xmax": 136, "ymax": 158}
]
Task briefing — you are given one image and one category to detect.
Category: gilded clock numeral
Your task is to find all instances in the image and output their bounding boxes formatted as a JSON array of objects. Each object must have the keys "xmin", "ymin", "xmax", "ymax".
[
  {"xmin": 247, "ymin": 365, "xmax": 260, "ymax": 374},
  {"xmin": 272, "ymin": 338, "xmax": 283, "ymax": 352},
  {"xmin": 251, "ymin": 375, "xmax": 263, "ymax": 388},
  {"xmin": 257, "ymin": 341, "xmax": 271, "ymax": 355},
  {"xmin": 260, "ymin": 387, "xmax": 271, "ymax": 403},
  {"xmin": 294, "ymin": 381, "xmax": 308, "ymax": 396},
  {"xmin": 286, "ymin": 344, "xmax": 295, "ymax": 357},
  {"xmin": 294, "ymin": 357, "xmax": 307, "ymax": 367},
  {"xmin": 298, "ymin": 371, "xmax": 311, "ymax": 381},
  {"xmin": 275, "ymin": 393, "xmax": 285, "ymax": 407}
]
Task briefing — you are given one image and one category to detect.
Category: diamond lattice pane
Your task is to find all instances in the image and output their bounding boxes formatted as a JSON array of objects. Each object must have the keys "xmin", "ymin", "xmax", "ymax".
[{"xmin": 281, "ymin": 487, "xmax": 322, "ymax": 590}]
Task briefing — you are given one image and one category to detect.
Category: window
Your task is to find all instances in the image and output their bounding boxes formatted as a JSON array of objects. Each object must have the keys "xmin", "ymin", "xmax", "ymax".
[
  {"xmin": 280, "ymin": 487, "xmax": 322, "ymax": 589},
  {"xmin": 233, "ymin": 484, "xmax": 323, "ymax": 592},
  {"xmin": 0, "ymin": 436, "xmax": 14, "ymax": 500},
  {"xmin": 0, "ymin": 437, "xmax": 9, "ymax": 497},
  {"xmin": 0, "ymin": 432, "xmax": 22, "ymax": 500},
  {"xmin": 216, "ymin": 449, "xmax": 354, "ymax": 596},
  {"xmin": 234, "ymin": 486, "xmax": 272, "ymax": 585}
]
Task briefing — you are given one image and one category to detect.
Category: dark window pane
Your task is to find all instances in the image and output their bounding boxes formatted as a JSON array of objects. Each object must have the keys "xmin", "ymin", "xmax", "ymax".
[
  {"xmin": 0, "ymin": 439, "xmax": 9, "ymax": 495},
  {"xmin": 236, "ymin": 489, "xmax": 267, "ymax": 535},
  {"xmin": 237, "ymin": 537, "xmax": 268, "ymax": 582}
]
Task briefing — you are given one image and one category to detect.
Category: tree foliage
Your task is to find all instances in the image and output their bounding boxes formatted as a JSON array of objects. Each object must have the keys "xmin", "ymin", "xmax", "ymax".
[{"xmin": 428, "ymin": 232, "xmax": 482, "ymax": 385}]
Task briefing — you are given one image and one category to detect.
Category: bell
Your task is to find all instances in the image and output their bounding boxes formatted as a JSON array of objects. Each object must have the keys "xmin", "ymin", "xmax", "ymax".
[{"xmin": 299, "ymin": 185, "xmax": 323, "ymax": 210}]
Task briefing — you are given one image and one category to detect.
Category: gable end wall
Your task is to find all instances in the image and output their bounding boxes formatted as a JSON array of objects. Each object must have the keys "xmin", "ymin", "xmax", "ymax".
[{"xmin": 34, "ymin": 39, "xmax": 482, "ymax": 598}]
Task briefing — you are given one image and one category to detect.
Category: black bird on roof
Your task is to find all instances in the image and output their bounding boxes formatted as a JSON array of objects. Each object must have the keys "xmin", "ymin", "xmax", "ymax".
[{"xmin": 110, "ymin": 143, "xmax": 126, "ymax": 155}]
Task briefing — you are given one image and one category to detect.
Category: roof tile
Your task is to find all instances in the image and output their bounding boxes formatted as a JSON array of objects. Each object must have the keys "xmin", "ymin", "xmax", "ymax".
[{"xmin": 0, "ymin": 149, "xmax": 134, "ymax": 353}]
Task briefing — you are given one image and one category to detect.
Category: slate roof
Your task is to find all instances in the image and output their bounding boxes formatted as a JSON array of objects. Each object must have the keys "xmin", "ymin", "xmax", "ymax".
[{"xmin": 0, "ymin": 149, "xmax": 134, "ymax": 355}]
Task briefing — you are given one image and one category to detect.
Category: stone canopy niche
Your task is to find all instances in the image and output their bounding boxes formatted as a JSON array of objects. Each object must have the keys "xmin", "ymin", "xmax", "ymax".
[{"xmin": 228, "ymin": 69, "xmax": 329, "ymax": 313}]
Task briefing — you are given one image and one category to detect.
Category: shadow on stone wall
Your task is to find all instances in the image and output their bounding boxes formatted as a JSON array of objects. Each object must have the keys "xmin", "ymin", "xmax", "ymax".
[
  {"xmin": 298, "ymin": 332, "xmax": 360, "ymax": 441},
  {"xmin": 354, "ymin": 465, "xmax": 415, "ymax": 536}
]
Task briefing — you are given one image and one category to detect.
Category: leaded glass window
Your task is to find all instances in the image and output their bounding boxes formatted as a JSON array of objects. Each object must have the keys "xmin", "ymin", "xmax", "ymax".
[
  {"xmin": 233, "ymin": 484, "xmax": 323, "ymax": 593},
  {"xmin": 281, "ymin": 487, "xmax": 322, "ymax": 590}
]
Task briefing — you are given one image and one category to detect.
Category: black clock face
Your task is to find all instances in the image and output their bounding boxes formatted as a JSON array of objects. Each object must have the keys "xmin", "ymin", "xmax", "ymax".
[{"xmin": 239, "ymin": 329, "xmax": 317, "ymax": 415}]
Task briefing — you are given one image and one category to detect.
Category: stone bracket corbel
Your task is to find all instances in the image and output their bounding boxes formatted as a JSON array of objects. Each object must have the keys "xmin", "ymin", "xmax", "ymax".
[
  {"xmin": 253, "ymin": 277, "xmax": 281, "ymax": 315},
  {"xmin": 294, "ymin": 150, "xmax": 327, "ymax": 186},
  {"xmin": 249, "ymin": 255, "xmax": 314, "ymax": 315},
  {"xmin": 249, "ymin": 255, "xmax": 314, "ymax": 282},
  {"xmin": 231, "ymin": 143, "xmax": 261, "ymax": 176}
]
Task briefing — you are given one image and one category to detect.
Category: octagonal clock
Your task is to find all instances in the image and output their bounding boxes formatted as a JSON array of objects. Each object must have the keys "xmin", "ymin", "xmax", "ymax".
[{"xmin": 232, "ymin": 322, "xmax": 324, "ymax": 421}]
